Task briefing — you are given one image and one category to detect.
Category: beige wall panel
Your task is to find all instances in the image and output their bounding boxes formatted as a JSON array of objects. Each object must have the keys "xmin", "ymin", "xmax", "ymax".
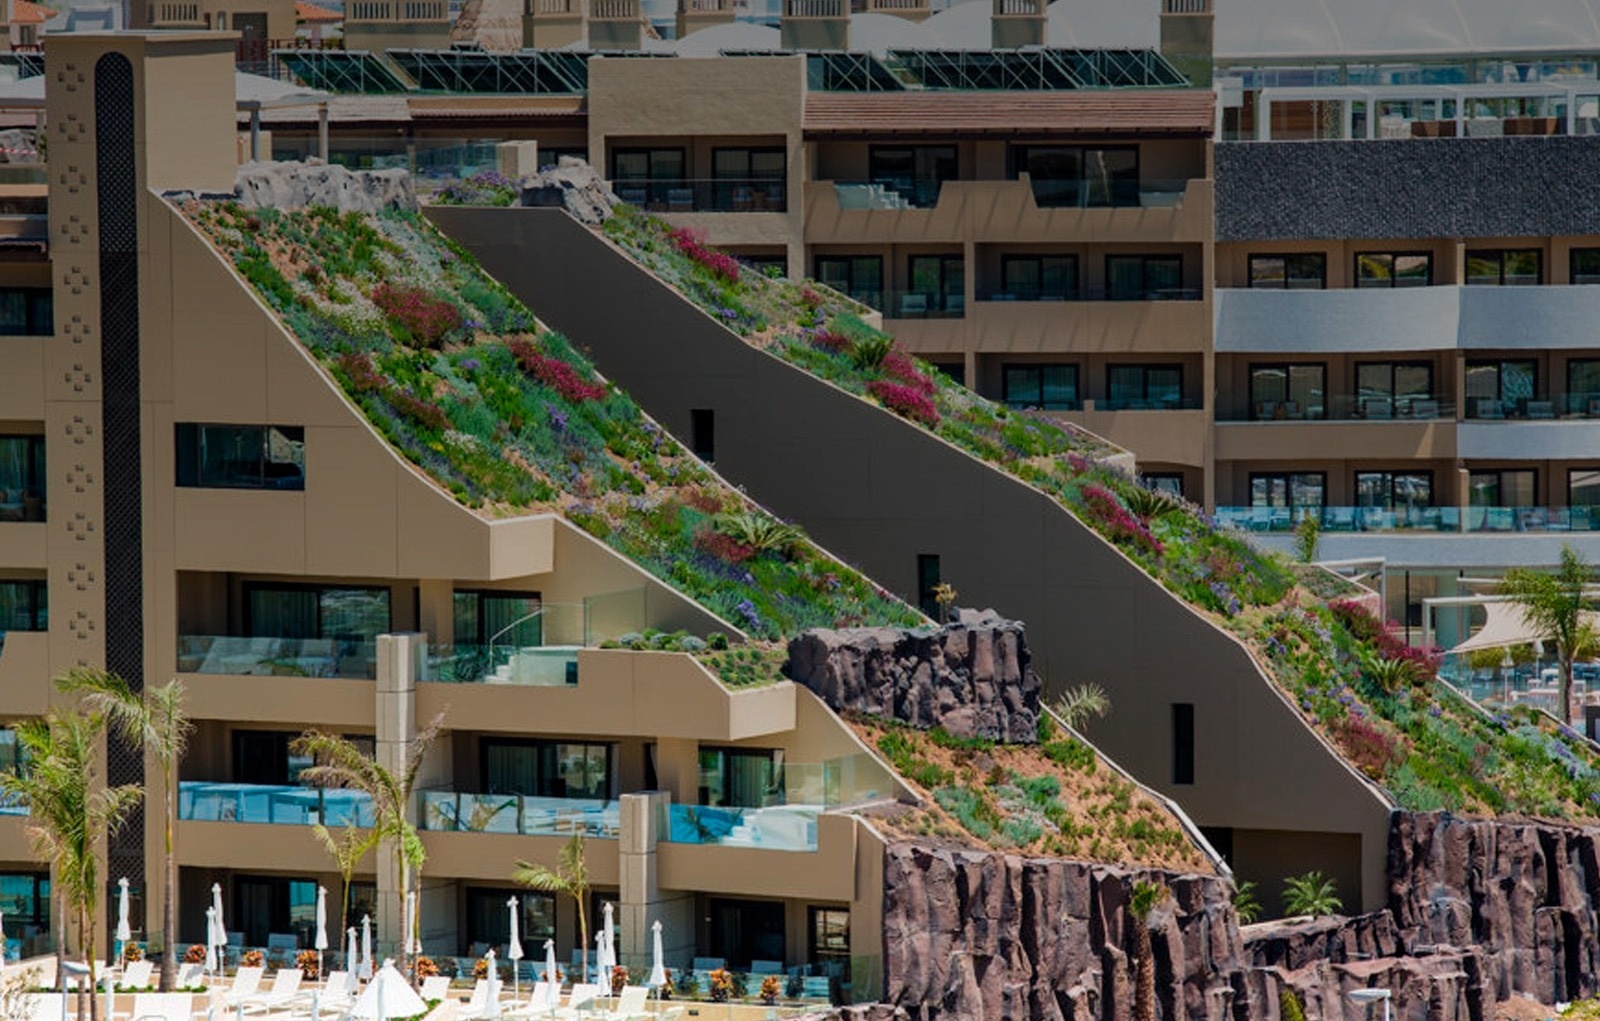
[
  {"xmin": 0, "ymin": 523, "xmax": 46, "ymax": 570},
  {"xmin": 0, "ymin": 815, "xmax": 33, "ymax": 863},
  {"xmin": 0, "ymin": 340, "xmax": 45, "ymax": 419},
  {"xmin": 169, "ymin": 228, "xmax": 271, "ymax": 425},
  {"xmin": 588, "ymin": 56, "xmax": 805, "ymax": 137},
  {"xmin": 485, "ymin": 517, "xmax": 555, "ymax": 580},
  {"xmin": 1067, "ymin": 408, "xmax": 1208, "ymax": 467},
  {"xmin": 177, "ymin": 819, "xmax": 341, "ymax": 873},
  {"xmin": 657, "ymin": 812, "xmax": 857, "ymax": 901},
  {"xmin": 304, "ymin": 424, "xmax": 400, "ymax": 577},
  {"xmin": 1214, "ymin": 421, "xmax": 1457, "ymax": 463},
  {"xmin": 174, "ymin": 489, "xmax": 307, "ymax": 572},
  {"xmin": 141, "ymin": 191, "xmax": 175, "ymax": 404},
  {"xmin": 181, "ymin": 673, "xmax": 375, "ymax": 728},
  {"xmin": 0, "ymin": 630, "xmax": 51, "ymax": 716},
  {"xmin": 260, "ymin": 315, "xmax": 366, "ymax": 429},
  {"xmin": 422, "ymin": 831, "xmax": 619, "ymax": 886}
]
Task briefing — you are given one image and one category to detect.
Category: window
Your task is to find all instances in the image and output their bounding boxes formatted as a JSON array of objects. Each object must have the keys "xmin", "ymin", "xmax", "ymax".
[
  {"xmin": 869, "ymin": 145, "xmax": 956, "ymax": 208},
  {"xmin": 998, "ymin": 254, "xmax": 1078, "ymax": 300},
  {"xmin": 244, "ymin": 584, "xmax": 391, "ymax": 641},
  {"xmin": 611, "ymin": 147, "xmax": 685, "ymax": 183},
  {"xmin": 1141, "ymin": 474, "xmax": 1185, "ymax": 498},
  {"xmin": 1355, "ymin": 252, "xmax": 1432, "ymax": 288},
  {"xmin": 1356, "ymin": 362, "xmax": 1434, "ymax": 418},
  {"xmin": 464, "ymin": 889, "xmax": 556, "ymax": 957},
  {"xmin": 904, "ymin": 254, "xmax": 964, "ymax": 316},
  {"xmin": 0, "ymin": 873, "xmax": 50, "ymax": 942},
  {"xmin": 1355, "ymin": 471, "xmax": 1433, "ymax": 511},
  {"xmin": 1249, "ymin": 472, "xmax": 1326, "ymax": 511},
  {"xmin": 232, "ymin": 730, "xmax": 312, "ymax": 786},
  {"xmin": 809, "ymin": 907, "xmax": 850, "ymax": 970},
  {"xmin": 454, "ymin": 590, "xmax": 542, "ymax": 648},
  {"xmin": 484, "ymin": 739, "xmax": 612, "ymax": 800},
  {"xmin": 1569, "ymin": 360, "xmax": 1600, "ymax": 416},
  {"xmin": 1105, "ymin": 255, "xmax": 1184, "ymax": 301},
  {"xmin": 0, "ymin": 435, "xmax": 43, "ymax": 521},
  {"xmin": 1465, "ymin": 360, "xmax": 1536, "ymax": 418},
  {"xmin": 707, "ymin": 897, "xmax": 785, "ymax": 970},
  {"xmin": 1172, "ymin": 704, "xmax": 1194, "ymax": 785},
  {"xmin": 1469, "ymin": 469, "xmax": 1535, "ymax": 513},
  {"xmin": 691, "ymin": 409, "xmax": 715, "ymax": 462},
  {"xmin": 698, "ymin": 747, "xmax": 783, "ymax": 808},
  {"xmin": 1248, "ymin": 254, "xmax": 1326, "ymax": 289},
  {"xmin": 234, "ymin": 875, "xmax": 319, "ymax": 948},
  {"xmin": 0, "ymin": 288, "xmax": 51, "ymax": 336},
  {"xmin": 1466, "ymin": 249, "xmax": 1541, "ymax": 286},
  {"xmin": 175, "ymin": 424, "xmax": 305, "ymax": 490},
  {"xmin": 1011, "ymin": 145, "xmax": 1138, "ymax": 208},
  {"xmin": 0, "ymin": 580, "xmax": 45, "ymax": 632},
  {"xmin": 1571, "ymin": 469, "xmax": 1600, "ymax": 508},
  {"xmin": 711, "ymin": 147, "xmax": 785, "ymax": 212},
  {"xmin": 814, "ymin": 256, "xmax": 883, "ymax": 310},
  {"xmin": 916, "ymin": 554, "xmax": 941, "ymax": 618},
  {"xmin": 1572, "ymin": 248, "xmax": 1600, "ymax": 285},
  {"xmin": 1248, "ymin": 363, "xmax": 1325, "ymax": 420},
  {"xmin": 1106, "ymin": 364, "xmax": 1183, "ymax": 410},
  {"xmin": 1002, "ymin": 364, "xmax": 1078, "ymax": 411}
]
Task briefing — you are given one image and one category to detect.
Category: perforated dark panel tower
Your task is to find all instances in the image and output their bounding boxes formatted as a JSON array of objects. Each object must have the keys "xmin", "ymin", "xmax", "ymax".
[{"xmin": 94, "ymin": 51, "xmax": 146, "ymax": 908}]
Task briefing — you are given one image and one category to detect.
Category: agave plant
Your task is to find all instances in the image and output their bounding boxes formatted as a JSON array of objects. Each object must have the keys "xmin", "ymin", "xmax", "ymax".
[
  {"xmin": 1122, "ymin": 484, "xmax": 1182, "ymax": 523},
  {"xmin": 849, "ymin": 333, "xmax": 894, "ymax": 371},
  {"xmin": 1360, "ymin": 650, "xmax": 1421, "ymax": 696},
  {"xmin": 714, "ymin": 511, "xmax": 805, "ymax": 555}
]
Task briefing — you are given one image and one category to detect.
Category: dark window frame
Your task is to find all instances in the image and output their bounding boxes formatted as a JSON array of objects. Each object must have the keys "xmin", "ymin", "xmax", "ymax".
[
  {"xmin": 906, "ymin": 253, "xmax": 965, "ymax": 315},
  {"xmin": 1001, "ymin": 362, "xmax": 1079, "ymax": 411},
  {"xmin": 481, "ymin": 737, "xmax": 615, "ymax": 800},
  {"xmin": 1354, "ymin": 470, "xmax": 1434, "ymax": 511},
  {"xmin": 452, "ymin": 589, "xmax": 543, "ymax": 646},
  {"xmin": 916, "ymin": 553, "xmax": 941, "ymax": 618},
  {"xmin": 0, "ymin": 287, "xmax": 52, "ymax": 336},
  {"xmin": 1248, "ymin": 471, "xmax": 1327, "ymax": 510},
  {"xmin": 998, "ymin": 253, "xmax": 1079, "ymax": 301},
  {"xmin": 808, "ymin": 905, "xmax": 851, "ymax": 965},
  {"xmin": 1104, "ymin": 254, "xmax": 1185, "ymax": 301},
  {"xmin": 1468, "ymin": 468, "xmax": 1536, "ymax": 508},
  {"xmin": 1106, "ymin": 363, "xmax": 1185, "ymax": 410},
  {"xmin": 0, "ymin": 434, "xmax": 44, "ymax": 502},
  {"xmin": 463, "ymin": 887, "xmax": 557, "ymax": 958},
  {"xmin": 1572, "ymin": 247, "xmax": 1600, "ymax": 285},
  {"xmin": 867, "ymin": 144, "xmax": 958, "ymax": 209},
  {"xmin": 1247, "ymin": 362, "xmax": 1327, "ymax": 420},
  {"xmin": 1466, "ymin": 248, "xmax": 1542, "ymax": 286},
  {"xmin": 698, "ymin": 745, "xmax": 784, "ymax": 809},
  {"xmin": 814, "ymin": 255, "xmax": 884, "ymax": 309},
  {"xmin": 0, "ymin": 579, "xmax": 46, "ymax": 632},
  {"xmin": 1140, "ymin": 473, "xmax": 1185, "ymax": 498},
  {"xmin": 609, "ymin": 146, "xmax": 687, "ymax": 182},
  {"xmin": 1355, "ymin": 360, "xmax": 1435, "ymax": 417},
  {"xmin": 1354, "ymin": 251, "xmax": 1433, "ymax": 288},
  {"xmin": 1247, "ymin": 253, "xmax": 1327, "ymax": 289},
  {"xmin": 174, "ymin": 423, "xmax": 306, "ymax": 491},
  {"xmin": 1569, "ymin": 467, "xmax": 1600, "ymax": 508},
  {"xmin": 1009, "ymin": 143, "xmax": 1140, "ymax": 208},
  {"xmin": 242, "ymin": 582, "xmax": 392, "ymax": 640},
  {"xmin": 1464, "ymin": 359, "xmax": 1537, "ymax": 417}
]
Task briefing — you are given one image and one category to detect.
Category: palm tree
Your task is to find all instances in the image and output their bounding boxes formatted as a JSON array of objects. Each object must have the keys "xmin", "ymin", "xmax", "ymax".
[
  {"xmin": 514, "ymin": 834, "xmax": 590, "ymax": 981},
  {"xmin": 1502, "ymin": 544, "xmax": 1598, "ymax": 724},
  {"xmin": 1053, "ymin": 684, "xmax": 1111, "ymax": 731},
  {"xmin": 292, "ymin": 713, "xmax": 444, "ymax": 972},
  {"xmin": 56, "ymin": 669, "xmax": 192, "ymax": 991},
  {"xmin": 1281, "ymin": 871, "xmax": 1342, "ymax": 917},
  {"xmin": 0, "ymin": 708, "xmax": 142, "ymax": 1020},
  {"xmin": 312, "ymin": 824, "xmax": 378, "ymax": 969},
  {"xmin": 1128, "ymin": 881, "xmax": 1168, "ymax": 1021}
]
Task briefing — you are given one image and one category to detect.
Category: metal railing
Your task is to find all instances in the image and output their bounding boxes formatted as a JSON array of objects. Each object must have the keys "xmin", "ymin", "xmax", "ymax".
[
  {"xmin": 1216, "ymin": 395, "xmax": 1456, "ymax": 422},
  {"xmin": 1026, "ymin": 176, "xmax": 1193, "ymax": 209},
  {"xmin": 1216, "ymin": 506, "xmax": 1463, "ymax": 533},
  {"xmin": 882, "ymin": 289, "xmax": 965, "ymax": 319},
  {"xmin": 178, "ymin": 781, "xmax": 376, "ymax": 827},
  {"xmin": 420, "ymin": 791, "xmax": 619, "ymax": 838},
  {"xmin": 1463, "ymin": 392, "xmax": 1600, "ymax": 420},
  {"xmin": 612, "ymin": 179, "xmax": 787, "ymax": 214}
]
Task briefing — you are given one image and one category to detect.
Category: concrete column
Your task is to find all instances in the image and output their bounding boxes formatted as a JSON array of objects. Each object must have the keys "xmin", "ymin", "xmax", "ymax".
[
  {"xmin": 651, "ymin": 738, "xmax": 699, "ymax": 805},
  {"xmin": 1456, "ymin": 465, "xmax": 1471, "ymax": 534},
  {"xmin": 617, "ymin": 792, "xmax": 694, "ymax": 973},
  {"xmin": 417, "ymin": 579, "xmax": 454, "ymax": 646},
  {"xmin": 318, "ymin": 103, "xmax": 330, "ymax": 161},
  {"xmin": 375, "ymin": 632, "xmax": 423, "ymax": 955}
]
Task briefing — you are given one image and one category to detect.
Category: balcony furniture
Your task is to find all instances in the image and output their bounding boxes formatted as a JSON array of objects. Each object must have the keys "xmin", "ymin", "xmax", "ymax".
[
  {"xmin": 1411, "ymin": 399, "xmax": 1439, "ymax": 419},
  {"xmin": 1527, "ymin": 400, "xmax": 1555, "ymax": 420},
  {"xmin": 265, "ymin": 933, "xmax": 300, "ymax": 968},
  {"xmin": 751, "ymin": 960, "xmax": 785, "ymax": 975},
  {"xmin": 730, "ymin": 185, "xmax": 754, "ymax": 212},
  {"xmin": 666, "ymin": 188, "xmax": 694, "ymax": 212},
  {"xmin": 898, "ymin": 293, "xmax": 928, "ymax": 317},
  {"xmin": 1379, "ymin": 116, "xmax": 1410, "ymax": 138},
  {"xmin": 1588, "ymin": 399, "xmax": 1600, "ymax": 418},
  {"xmin": 802, "ymin": 976, "xmax": 833, "ymax": 999},
  {"xmin": 616, "ymin": 185, "xmax": 647, "ymax": 207},
  {"xmin": 1282, "ymin": 401, "xmax": 1302, "ymax": 419},
  {"xmin": 1361, "ymin": 398, "xmax": 1393, "ymax": 420},
  {"xmin": 1476, "ymin": 398, "xmax": 1505, "ymax": 419},
  {"xmin": 0, "ymin": 491, "xmax": 22, "ymax": 521}
]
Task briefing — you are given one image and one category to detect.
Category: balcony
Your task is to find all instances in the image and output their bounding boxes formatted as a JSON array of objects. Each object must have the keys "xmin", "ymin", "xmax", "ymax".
[
  {"xmin": 803, "ymin": 177, "xmax": 1212, "ymax": 245},
  {"xmin": 176, "ymin": 635, "xmax": 379, "ymax": 680},
  {"xmin": 420, "ymin": 791, "xmax": 620, "ymax": 838},
  {"xmin": 1459, "ymin": 415, "xmax": 1600, "ymax": 460},
  {"xmin": 1216, "ymin": 506, "xmax": 1463, "ymax": 533},
  {"xmin": 612, "ymin": 179, "xmax": 787, "ymax": 215},
  {"xmin": 177, "ymin": 781, "xmax": 376, "ymax": 827},
  {"xmin": 1217, "ymin": 395, "xmax": 1456, "ymax": 423},
  {"xmin": 423, "ymin": 644, "xmax": 579, "ymax": 686},
  {"xmin": 882, "ymin": 289, "xmax": 964, "ymax": 321},
  {"xmin": 664, "ymin": 803, "xmax": 819, "ymax": 852}
]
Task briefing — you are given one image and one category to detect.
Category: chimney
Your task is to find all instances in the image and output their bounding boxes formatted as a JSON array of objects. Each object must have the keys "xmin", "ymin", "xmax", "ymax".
[
  {"xmin": 676, "ymin": 0, "xmax": 733, "ymax": 39},
  {"xmin": 780, "ymin": 0, "xmax": 848, "ymax": 50},
  {"xmin": 859, "ymin": 0, "xmax": 929, "ymax": 23},
  {"xmin": 587, "ymin": 0, "xmax": 641, "ymax": 49},
  {"xmin": 991, "ymin": 0, "xmax": 1044, "ymax": 49},
  {"xmin": 1159, "ymin": 0, "xmax": 1213, "ymax": 86},
  {"xmin": 524, "ymin": 0, "xmax": 586, "ymax": 48}
]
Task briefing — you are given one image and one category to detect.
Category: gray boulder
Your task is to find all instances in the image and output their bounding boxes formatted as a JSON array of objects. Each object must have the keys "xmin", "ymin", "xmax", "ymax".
[
  {"xmin": 520, "ymin": 156, "xmax": 619, "ymax": 225},
  {"xmin": 233, "ymin": 159, "xmax": 417, "ymax": 213}
]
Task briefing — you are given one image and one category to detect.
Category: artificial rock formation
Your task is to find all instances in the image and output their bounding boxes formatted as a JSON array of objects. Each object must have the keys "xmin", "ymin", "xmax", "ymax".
[
  {"xmin": 519, "ymin": 156, "xmax": 619, "ymax": 225},
  {"xmin": 788, "ymin": 610, "xmax": 1041, "ymax": 743},
  {"xmin": 233, "ymin": 159, "xmax": 418, "ymax": 213}
]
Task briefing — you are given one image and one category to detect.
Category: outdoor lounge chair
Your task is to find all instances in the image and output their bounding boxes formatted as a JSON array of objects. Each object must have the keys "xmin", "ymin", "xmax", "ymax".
[
  {"xmin": 593, "ymin": 985, "xmax": 648, "ymax": 1021},
  {"xmin": 551, "ymin": 983, "xmax": 602, "ymax": 1020},
  {"xmin": 419, "ymin": 975, "xmax": 450, "ymax": 1002},
  {"xmin": 221, "ymin": 966, "xmax": 265, "ymax": 1007},
  {"xmin": 454, "ymin": 979, "xmax": 491, "ymax": 1019},
  {"xmin": 241, "ymin": 968, "xmax": 302, "ymax": 1012},
  {"xmin": 119, "ymin": 960, "xmax": 155, "ymax": 990},
  {"xmin": 173, "ymin": 963, "xmax": 204, "ymax": 989},
  {"xmin": 126, "ymin": 993, "xmax": 193, "ymax": 1021},
  {"xmin": 300, "ymin": 970, "xmax": 357, "ymax": 1015}
]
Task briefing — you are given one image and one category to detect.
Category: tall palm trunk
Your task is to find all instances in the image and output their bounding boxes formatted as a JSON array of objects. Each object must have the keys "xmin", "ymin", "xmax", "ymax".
[{"xmin": 1133, "ymin": 923, "xmax": 1154, "ymax": 1021}]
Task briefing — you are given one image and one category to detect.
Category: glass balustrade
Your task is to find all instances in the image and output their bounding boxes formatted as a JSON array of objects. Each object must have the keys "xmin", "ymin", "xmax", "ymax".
[
  {"xmin": 175, "ymin": 636, "xmax": 378, "ymax": 679},
  {"xmin": 177, "ymin": 781, "xmax": 376, "ymax": 827},
  {"xmin": 419, "ymin": 791, "xmax": 620, "ymax": 839}
]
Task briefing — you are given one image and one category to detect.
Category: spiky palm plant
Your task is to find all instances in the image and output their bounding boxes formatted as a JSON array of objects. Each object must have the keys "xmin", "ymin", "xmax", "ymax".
[
  {"xmin": 1281, "ymin": 871, "xmax": 1342, "ymax": 917},
  {"xmin": 1123, "ymin": 485, "xmax": 1181, "ymax": 523},
  {"xmin": 514, "ymin": 834, "xmax": 590, "ymax": 981},
  {"xmin": 312, "ymin": 824, "xmax": 378, "ymax": 969},
  {"xmin": 713, "ymin": 511, "xmax": 805, "ymax": 555},
  {"xmin": 1233, "ymin": 880, "xmax": 1262, "ymax": 924},
  {"xmin": 56, "ymin": 669, "xmax": 192, "ymax": 991},
  {"xmin": 1501, "ymin": 544, "xmax": 1599, "ymax": 723},
  {"xmin": 1053, "ymin": 684, "xmax": 1111, "ymax": 731},
  {"xmin": 1129, "ymin": 881, "xmax": 1169, "ymax": 1021},
  {"xmin": 293, "ymin": 713, "xmax": 444, "ymax": 972}
]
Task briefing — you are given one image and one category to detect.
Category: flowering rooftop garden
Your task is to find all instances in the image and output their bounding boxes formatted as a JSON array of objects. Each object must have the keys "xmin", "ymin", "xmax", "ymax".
[
  {"xmin": 856, "ymin": 714, "xmax": 1214, "ymax": 872},
  {"xmin": 183, "ymin": 201, "xmax": 921, "ymax": 642},
  {"xmin": 590, "ymin": 206, "xmax": 1600, "ymax": 821}
]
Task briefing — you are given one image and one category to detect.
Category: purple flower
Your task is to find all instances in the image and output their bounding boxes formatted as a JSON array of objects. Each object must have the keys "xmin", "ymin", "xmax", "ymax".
[
  {"xmin": 460, "ymin": 358, "xmax": 481, "ymax": 372},
  {"xmin": 550, "ymin": 407, "xmax": 568, "ymax": 432}
]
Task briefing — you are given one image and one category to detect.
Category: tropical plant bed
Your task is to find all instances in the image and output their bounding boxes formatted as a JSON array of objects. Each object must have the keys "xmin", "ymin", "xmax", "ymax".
[
  {"xmin": 592, "ymin": 208, "xmax": 1600, "ymax": 823},
  {"xmin": 181, "ymin": 201, "xmax": 921, "ymax": 642},
  {"xmin": 851, "ymin": 714, "xmax": 1214, "ymax": 873}
]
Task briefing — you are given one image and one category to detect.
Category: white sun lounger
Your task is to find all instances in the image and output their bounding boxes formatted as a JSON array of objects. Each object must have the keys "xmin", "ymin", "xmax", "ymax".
[{"xmin": 221, "ymin": 967, "xmax": 265, "ymax": 1008}]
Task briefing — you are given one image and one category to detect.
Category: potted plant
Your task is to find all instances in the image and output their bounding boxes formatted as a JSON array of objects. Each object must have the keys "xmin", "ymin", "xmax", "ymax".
[
  {"xmin": 707, "ymin": 968, "xmax": 733, "ymax": 1003},
  {"xmin": 184, "ymin": 944, "xmax": 207, "ymax": 964},
  {"xmin": 239, "ymin": 949, "xmax": 265, "ymax": 968},
  {"xmin": 759, "ymin": 975, "xmax": 781, "ymax": 1005}
]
